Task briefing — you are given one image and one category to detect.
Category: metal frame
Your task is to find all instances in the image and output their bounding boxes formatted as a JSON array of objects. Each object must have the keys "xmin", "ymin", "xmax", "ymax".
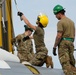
[
  {"xmin": 0, "ymin": 0, "xmax": 5, "ymax": 5},
  {"xmin": 0, "ymin": 0, "xmax": 6, "ymax": 7}
]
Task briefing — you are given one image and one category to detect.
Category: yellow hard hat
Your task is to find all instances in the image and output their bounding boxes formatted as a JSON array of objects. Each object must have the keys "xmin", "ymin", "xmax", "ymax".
[{"xmin": 37, "ymin": 13, "xmax": 49, "ymax": 28}]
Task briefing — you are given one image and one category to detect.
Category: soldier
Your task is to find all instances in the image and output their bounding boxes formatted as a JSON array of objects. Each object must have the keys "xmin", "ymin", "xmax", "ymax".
[
  {"xmin": 17, "ymin": 12, "xmax": 49, "ymax": 66},
  {"xmin": 12, "ymin": 25, "xmax": 34, "ymax": 63},
  {"xmin": 53, "ymin": 5, "xmax": 76, "ymax": 75}
]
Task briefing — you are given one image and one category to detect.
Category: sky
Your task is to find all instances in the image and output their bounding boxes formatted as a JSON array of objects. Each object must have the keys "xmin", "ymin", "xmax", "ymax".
[{"xmin": 12, "ymin": 0, "xmax": 76, "ymax": 69}]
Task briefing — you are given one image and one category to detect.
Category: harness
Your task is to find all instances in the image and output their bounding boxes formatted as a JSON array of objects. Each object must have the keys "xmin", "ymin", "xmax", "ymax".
[{"xmin": 62, "ymin": 37, "xmax": 74, "ymax": 42}]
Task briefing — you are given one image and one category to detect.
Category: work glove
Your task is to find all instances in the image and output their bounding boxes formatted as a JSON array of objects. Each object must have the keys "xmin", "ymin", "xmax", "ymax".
[
  {"xmin": 17, "ymin": 11, "xmax": 23, "ymax": 17},
  {"xmin": 23, "ymin": 36, "xmax": 30, "ymax": 42},
  {"xmin": 53, "ymin": 47, "xmax": 57, "ymax": 56}
]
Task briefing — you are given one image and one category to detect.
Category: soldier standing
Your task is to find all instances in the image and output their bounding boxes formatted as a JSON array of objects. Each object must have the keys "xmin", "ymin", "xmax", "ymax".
[
  {"xmin": 53, "ymin": 5, "xmax": 76, "ymax": 75},
  {"xmin": 17, "ymin": 12, "xmax": 49, "ymax": 66},
  {"xmin": 12, "ymin": 25, "xmax": 34, "ymax": 63}
]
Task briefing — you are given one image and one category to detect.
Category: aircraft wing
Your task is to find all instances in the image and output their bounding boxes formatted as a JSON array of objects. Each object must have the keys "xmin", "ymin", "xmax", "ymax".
[
  {"xmin": 0, "ymin": 48, "xmax": 64, "ymax": 75},
  {"xmin": 0, "ymin": 61, "xmax": 64, "ymax": 75}
]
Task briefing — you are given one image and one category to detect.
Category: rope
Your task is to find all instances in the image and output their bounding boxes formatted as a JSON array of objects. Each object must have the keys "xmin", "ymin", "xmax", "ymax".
[{"xmin": 14, "ymin": 0, "xmax": 18, "ymax": 11}]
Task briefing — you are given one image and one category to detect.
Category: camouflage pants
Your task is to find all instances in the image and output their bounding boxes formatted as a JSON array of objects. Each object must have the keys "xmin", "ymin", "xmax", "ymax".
[
  {"xmin": 29, "ymin": 47, "xmax": 48, "ymax": 66},
  {"xmin": 17, "ymin": 50, "xmax": 34, "ymax": 63},
  {"xmin": 58, "ymin": 40, "xmax": 76, "ymax": 75}
]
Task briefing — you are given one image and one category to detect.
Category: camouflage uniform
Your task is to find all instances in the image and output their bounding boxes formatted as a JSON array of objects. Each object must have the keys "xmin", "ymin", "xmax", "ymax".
[
  {"xmin": 14, "ymin": 33, "xmax": 34, "ymax": 63},
  {"xmin": 30, "ymin": 27, "xmax": 48, "ymax": 66},
  {"xmin": 57, "ymin": 17, "xmax": 76, "ymax": 75}
]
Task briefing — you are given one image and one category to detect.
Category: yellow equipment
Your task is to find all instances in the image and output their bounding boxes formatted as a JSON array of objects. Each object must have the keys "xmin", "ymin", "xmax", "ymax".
[
  {"xmin": 24, "ymin": 64, "xmax": 40, "ymax": 74},
  {"xmin": 0, "ymin": 0, "xmax": 14, "ymax": 53}
]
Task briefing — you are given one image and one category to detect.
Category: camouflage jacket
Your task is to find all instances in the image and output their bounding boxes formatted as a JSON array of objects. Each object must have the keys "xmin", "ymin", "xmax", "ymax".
[{"xmin": 12, "ymin": 33, "xmax": 34, "ymax": 54}]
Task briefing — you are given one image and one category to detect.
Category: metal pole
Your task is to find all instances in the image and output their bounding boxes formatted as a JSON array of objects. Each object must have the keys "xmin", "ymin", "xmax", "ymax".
[
  {"xmin": 2, "ymin": 0, "xmax": 7, "ymax": 33},
  {"xmin": 1, "ymin": 0, "xmax": 8, "ymax": 51}
]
